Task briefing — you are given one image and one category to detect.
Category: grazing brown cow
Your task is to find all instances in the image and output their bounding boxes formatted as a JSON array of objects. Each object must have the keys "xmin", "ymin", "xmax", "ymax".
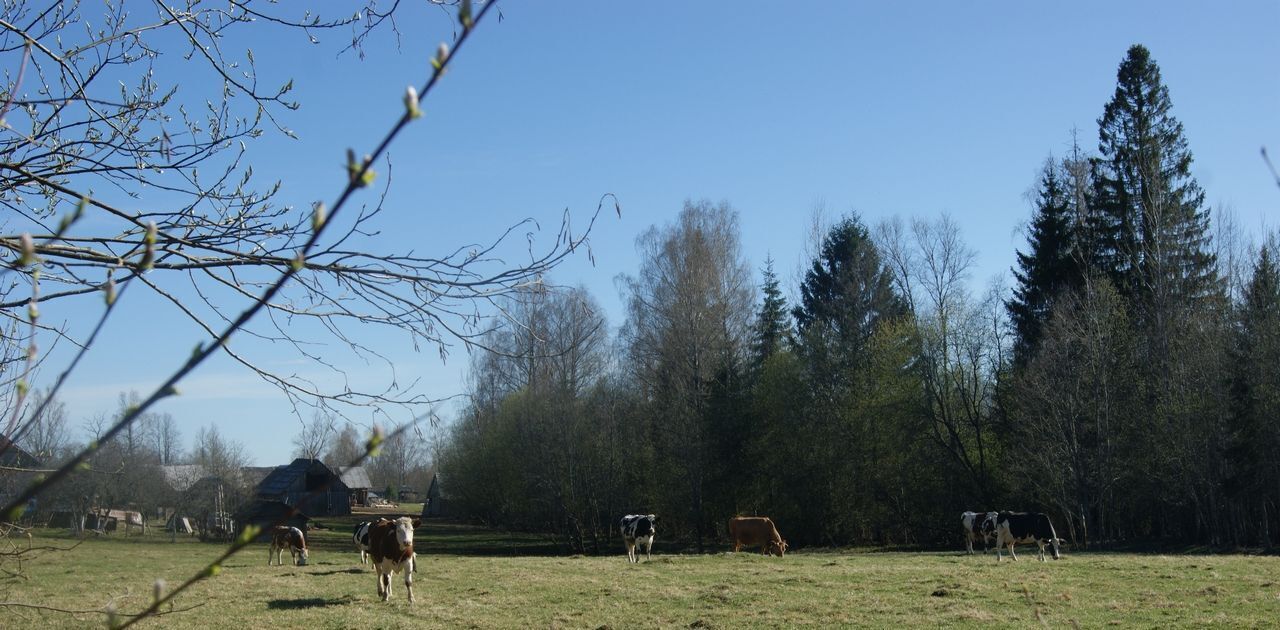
[
  {"xmin": 728, "ymin": 516, "xmax": 788, "ymax": 557},
  {"xmin": 269, "ymin": 526, "xmax": 309, "ymax": 566},
  {"xmin": 368, "ymin": 516, "xmax": 419, "ymax": 602}
]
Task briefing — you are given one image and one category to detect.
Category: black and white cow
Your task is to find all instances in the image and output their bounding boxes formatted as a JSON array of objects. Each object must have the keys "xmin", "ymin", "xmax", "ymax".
[
  {"xmin": 961, "ymin": 511, "xmax": 998, "ymax": 554},
  {"xmin": 620, "ymin": 514, "xmax": 657, "ymax": 563},
  {"xmin": 993, "ymin": 511, "xmax": 1062, "ymax": 561},
  {"xmin": 354, "ymin": 520, "xmax": 374, "ymax": 564}
]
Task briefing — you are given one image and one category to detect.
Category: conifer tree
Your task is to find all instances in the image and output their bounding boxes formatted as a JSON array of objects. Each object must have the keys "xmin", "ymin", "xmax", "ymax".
[
  {"xmin": 1091, "ymin": 44, "xmax": 1217, "ymax": 308},
  {"xmin": 751, "ymin": 256, "xmax": 791, "ymax": 370},
  {"xmin": 1008, "ymin": 159, "xmax": 1082, "ymax": 365},
  {"xmin": 793, "ymin": 215, "xmax": 906, "ymax": 361}
]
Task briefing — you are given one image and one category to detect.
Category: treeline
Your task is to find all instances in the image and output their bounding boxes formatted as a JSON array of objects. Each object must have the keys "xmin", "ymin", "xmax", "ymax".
[{"xmin": 439, "ymin": 45, "xmax": 1280, "ymax": 551}]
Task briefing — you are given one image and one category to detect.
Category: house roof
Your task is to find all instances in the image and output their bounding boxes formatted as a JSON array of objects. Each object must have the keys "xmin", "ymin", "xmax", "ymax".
[
  {"xmin": 336, "ymin": 466, "xmax": 372, "ymax": 490},
  {"xmin": 159, "ymin": 465, "xmax": 208, "ymax": 493}
]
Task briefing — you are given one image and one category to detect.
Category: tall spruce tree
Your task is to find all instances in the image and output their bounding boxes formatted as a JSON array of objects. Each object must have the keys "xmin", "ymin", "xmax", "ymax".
[
  {"xmin": 1091, "ymin": 44, "xmax": 1216, "ymax": 307},
  {"xmin": 1008, "ymin": 159, "xmax": 1082, "ymax": 365},
  {"xmin": 751, "ymin": 256, "xmax": 791, "ymax": 370},
  {"xmin": 793, "ymin": 215, "xmax": 906, "ymax": 358}
]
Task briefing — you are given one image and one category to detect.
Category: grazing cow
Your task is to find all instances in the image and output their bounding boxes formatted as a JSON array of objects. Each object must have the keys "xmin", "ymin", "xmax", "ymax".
[
  {"xmin": 269, "ymin": 526, "xmax": 309, "ymax": 566},
  {"xmin": 961, "ymin": 511, "xmax": 998, "ymax": 554},
  {"xmin": 728, "ymin": 516, "xmax": 788, "ymax": 557},
  {"xmin": 620, "ymin": 514, "xmax": 658, "ymax": 563},
  {"xmin": 993, "ymin": 511, "xmax": 1062, "ymax": 562},
  {"xmin": 368, "ymin": 516, "xmax": 419, "ymax": 602}
]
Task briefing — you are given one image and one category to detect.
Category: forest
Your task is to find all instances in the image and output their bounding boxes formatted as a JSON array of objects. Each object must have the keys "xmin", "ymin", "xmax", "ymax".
[{"xmin": 438, "ymin": 44, "xmax": 1280, "ymax": 552}]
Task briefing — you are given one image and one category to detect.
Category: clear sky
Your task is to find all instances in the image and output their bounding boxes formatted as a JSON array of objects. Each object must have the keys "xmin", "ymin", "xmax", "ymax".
[{"xmin": 43, "ymin": 1, "xmax": 1280, "ymax": 466}]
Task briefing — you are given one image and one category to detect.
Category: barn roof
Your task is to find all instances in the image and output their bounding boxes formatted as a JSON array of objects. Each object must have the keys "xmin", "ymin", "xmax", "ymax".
[
  {"xmin": 254, "ymin": 458, "xmax": 345, "ymax": 496},
  {"xmin": 0, "ymin": 434, "xmax": 41, "ymax": 468},
  {"xmin": 336, "ymin": 466, "xmax": 372, "ymax": 490}
]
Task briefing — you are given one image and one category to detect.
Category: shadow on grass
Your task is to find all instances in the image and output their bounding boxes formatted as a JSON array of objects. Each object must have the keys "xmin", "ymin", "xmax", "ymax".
[
  {"xmin": 308, "ymin": 568, "xmax": 364, "ymax": 576},
  {"xmin": 267, "ymin": 595, "xmax": 356, "ymax": 610}
]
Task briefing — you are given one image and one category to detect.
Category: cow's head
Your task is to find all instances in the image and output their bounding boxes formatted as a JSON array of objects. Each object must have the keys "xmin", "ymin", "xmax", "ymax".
[
  {"xmin": 1049, "ymin": 537, "xmax": 1062, "ymax": 560},
  {"xmin": 768, "ymin": 539, "xmax": 788, "ymax": 557},
  {"xmin": 297, "ymin": 547, "xmax": 309, "ymax": 566},
  {"xmin": 394, "ymin": 516, "xmax": 415, "ymax": 549},
  {"xmin": 977, "ymin": 512, "xmax": 999, "ymax": 540}
]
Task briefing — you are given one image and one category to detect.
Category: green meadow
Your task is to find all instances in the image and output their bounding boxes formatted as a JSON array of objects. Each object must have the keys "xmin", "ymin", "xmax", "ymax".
[{"xmin": 3, "ymin": 514, "xmax": 1278, "ymax": 629}]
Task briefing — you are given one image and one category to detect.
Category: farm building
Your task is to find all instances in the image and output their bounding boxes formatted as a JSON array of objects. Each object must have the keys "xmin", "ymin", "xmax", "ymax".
[
  {"xmin": 423, "ymin": 471, "xmax": 448, "ymax": 517},
  {"xmin": 253, "ymin": 458, "xmax": 351, "ymax": 516},
  {"xmin": 336, "ymin": 466, "xmax": 373, "ymax": 507},
  {"xmin": 0, "ymin": 433, "xmax": 41, "ymax": 468}
]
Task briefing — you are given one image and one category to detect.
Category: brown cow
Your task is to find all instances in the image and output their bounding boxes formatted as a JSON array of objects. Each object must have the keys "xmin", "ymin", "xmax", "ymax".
[
  {"xmin": 728, "ymin": 516, "xmax": 788, "ymax": 556},
  {"xmin": 368, "ymin": 516, "xmax": 419, "ymax": 602},
  {"xmin": 269, "ymin": 525, "xmax": 309, "ymax": 566}
]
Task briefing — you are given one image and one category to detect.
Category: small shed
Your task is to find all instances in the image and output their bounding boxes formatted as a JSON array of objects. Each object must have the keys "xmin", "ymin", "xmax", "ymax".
[
  {"xmin": 336, "ymin": 466, "xmax": 373, "ymax": 507},
  {"xmin": 423, "ymin": 472, "xmax": 447, "ymax": 517},
  {"xmin": 254, "ymin": 458, "xmax": 350, "ymax": 516}
]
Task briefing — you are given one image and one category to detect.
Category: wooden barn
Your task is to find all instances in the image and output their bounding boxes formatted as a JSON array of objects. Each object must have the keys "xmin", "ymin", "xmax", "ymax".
[
  {"xmin": 253, "ymin": 458, "xmax": 350, "ymax": 516},
  {"xmin": 336, "ymin": 466, "xmax": 373, "ymax": 507}
]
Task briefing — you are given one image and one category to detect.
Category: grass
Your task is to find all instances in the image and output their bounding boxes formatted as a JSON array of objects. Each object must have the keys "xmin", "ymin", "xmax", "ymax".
[{"xmin": 3, "ymin": 516, "xmax": 1279, "ymax": 628}]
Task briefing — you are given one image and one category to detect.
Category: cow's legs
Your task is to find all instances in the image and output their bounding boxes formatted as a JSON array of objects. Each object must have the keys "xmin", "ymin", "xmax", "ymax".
[
  {"xmin": 1008, "ymin": 543, "xmax": 1019, "ymax": 561},
  {"xmin": 1036, "ymin": 542, "xmax": 1046, "ymax": 562},
  {"xmin": 378, "ymin": 571, "xmax": 390, "ymax": 601},
  {"xmin": 625, "ymin": 539, "xmax": 636, "ymax": 563},
  {"xmin": 732, "ymin": 542, "xmax": 742, "ymax": 553},
  {"xmin": 965, "ymin": 535, "xmax": 974, "ymax": 555},
  {"xmin": 644, "ymin": 538, "xmax": 652, "ymax": 560},
  {"xmin": 405, "ymin": 567, "xmax": 415, "ymax": 603}
]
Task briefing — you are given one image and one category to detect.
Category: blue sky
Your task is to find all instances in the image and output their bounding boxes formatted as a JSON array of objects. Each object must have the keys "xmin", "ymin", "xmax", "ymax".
[{"xmin": 45, "ymin": 1, "xmax": 1280, "ymax": 465}]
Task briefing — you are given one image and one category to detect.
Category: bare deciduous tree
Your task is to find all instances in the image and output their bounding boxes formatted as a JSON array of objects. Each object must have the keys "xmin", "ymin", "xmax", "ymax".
[
  {"xmin": 291, "ymin": 412, "xmax": 336, "ymax": 462},
  {"xmin": 878, "ymin": 214, "xmax": 1002, "ymax": 502}
]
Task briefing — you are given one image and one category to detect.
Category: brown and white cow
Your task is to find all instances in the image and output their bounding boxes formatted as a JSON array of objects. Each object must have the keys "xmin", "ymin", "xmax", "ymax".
[
  {"xmin": 993, "ymin": 511, "xmax": 1062, "ymax": 562},
  {"xmin": 269, "ymin": 525, "xmax": 309, "ymax": 566},
  {"xmin": 368, "ymin": 516, "xmax": 419, "ymax": 602},
  {"xmin": 728, "ymin": 516, "xmax": 788, "ymax": 557},
  {"xmin": 961, "ymin": 511, "xmax": 998, "ymax": 554}
]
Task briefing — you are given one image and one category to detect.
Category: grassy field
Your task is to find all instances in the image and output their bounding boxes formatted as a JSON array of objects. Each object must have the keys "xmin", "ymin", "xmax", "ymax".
[{"xmin": 3, "ymin": 512, "xmax": 1278, "ymax": 628}]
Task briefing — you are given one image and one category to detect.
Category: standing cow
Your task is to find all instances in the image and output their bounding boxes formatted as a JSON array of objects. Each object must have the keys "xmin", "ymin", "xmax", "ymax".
[
  {"xmin": 961, "ymin": 511, "xmax": 998, "ymax": 554},
  {"xmin": 354, "ymin": 520, "xmax": 375, "ymax": 564},
  {"xmin": 993, "ymin": 511, "xmax": 1062, "ymax": 561},
  {"xmin": 728, "ymin": 516, "xmax": 788, "ymax": 557},
  {"xmin": 269, "ymin": 526, "xmax": 309, "ymax": 566},
  {"xmin": 368, "ymin": 516, "xmax": 418, "ymax": 602},
  {"xmin": 620, "ymin": 514, "xmax": 657, "ymax": 563}
]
